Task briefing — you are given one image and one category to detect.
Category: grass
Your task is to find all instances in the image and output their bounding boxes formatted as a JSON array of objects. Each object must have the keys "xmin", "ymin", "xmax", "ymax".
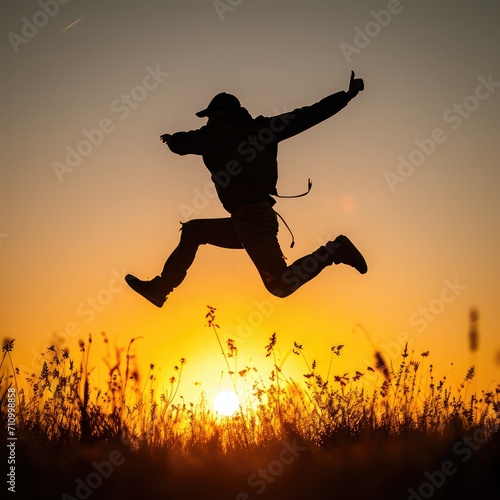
[{"xmin": 1, "ymin": 307, "xmax": 500, "ymax": 499}]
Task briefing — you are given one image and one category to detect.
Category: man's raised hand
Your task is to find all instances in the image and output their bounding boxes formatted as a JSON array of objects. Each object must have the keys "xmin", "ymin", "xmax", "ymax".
[{"xmin": 347, "ymin": 71, "xmax": 365, "ymax": 100}]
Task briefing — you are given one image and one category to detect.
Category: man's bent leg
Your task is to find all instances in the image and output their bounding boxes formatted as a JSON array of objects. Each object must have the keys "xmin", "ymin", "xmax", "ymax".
[
  {"xmin": 232, "ymin": 203, "xmax": 334, "ymax": 297},
  {"xmin": 232, "ymin": 203, "xmax": 288, "ymax": 296},
  {"xmin": 277, "ymin": 245, "xmax": 335, "ymax": 296},
  {"xmin": 127, "ymin": 218, "xmax": 242, "ymax": 306},
  {"xmin": 254, "ymin": 237, "xmax": 366, "ymax": 297},
  {"xmin": 160, "ymin": 218, "xmax": 243, "ymax": 293},
  {"xmin": 232, "ymin": 203, "xmax": 365, "ymax": 298}
]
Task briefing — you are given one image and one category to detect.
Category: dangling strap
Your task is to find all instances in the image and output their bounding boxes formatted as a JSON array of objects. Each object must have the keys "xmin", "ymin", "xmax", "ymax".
[
  {"xmin": 274, "ymin": 210, "xmax": 296, "ymax": 248},
  {"xmin": 273, "ymin": 178, "xmax": 312, "ymax": 248},
  {"xmin": 275, "ymin": 178, "xmax": 312, "ymax": 199}
]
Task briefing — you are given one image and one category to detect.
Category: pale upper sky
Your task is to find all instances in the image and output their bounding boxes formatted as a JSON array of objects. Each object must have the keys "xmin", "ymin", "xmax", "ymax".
[{"xmin": 1, "ymin": 0, "xmax": 499, "ymax": 399}]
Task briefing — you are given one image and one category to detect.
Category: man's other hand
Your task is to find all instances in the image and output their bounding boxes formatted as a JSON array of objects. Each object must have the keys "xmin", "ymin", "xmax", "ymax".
[{"xmin": 160, "ymin": 133, "xmax": 172, "ymax": 145}]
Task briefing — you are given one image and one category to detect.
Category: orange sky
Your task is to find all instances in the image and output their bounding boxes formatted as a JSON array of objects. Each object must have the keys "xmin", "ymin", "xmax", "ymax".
[{"xmin": 1, "ymin": 0, "xmax": 500, "ymax": 404}]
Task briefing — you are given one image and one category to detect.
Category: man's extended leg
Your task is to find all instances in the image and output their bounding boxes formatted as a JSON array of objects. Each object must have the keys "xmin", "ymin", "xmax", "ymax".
[
  {"xmin": 126, "ymin": 218, "xmax": 242, "ymax": 307},
  {"xmin": 275, "ymin": 235, "xmax": 368, "ymax": 296},
  {"xmin": 232, "ymin": 202, "xmax": 367, "ymax": 298}
]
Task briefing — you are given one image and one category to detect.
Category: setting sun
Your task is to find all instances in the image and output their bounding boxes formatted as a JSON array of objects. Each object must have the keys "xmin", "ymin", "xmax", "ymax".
[{"xmin": 213, "ymin": 390, "xmax": 240, "ymax": 417}]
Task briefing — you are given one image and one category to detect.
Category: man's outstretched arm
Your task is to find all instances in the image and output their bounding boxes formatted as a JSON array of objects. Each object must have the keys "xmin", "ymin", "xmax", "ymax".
[
  {"xmin": 270, "ymin": 71, "xmax": 365, "ymax": 143},
  {"xmin": 160, "ymin": 128, "xmax": 206, "ymax": 156}
]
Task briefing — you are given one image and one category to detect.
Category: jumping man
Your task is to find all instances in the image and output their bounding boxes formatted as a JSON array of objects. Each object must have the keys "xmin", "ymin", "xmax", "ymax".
[{"xmin": 126, "ymin": 71, "xmax": 367, "ymax": 307}]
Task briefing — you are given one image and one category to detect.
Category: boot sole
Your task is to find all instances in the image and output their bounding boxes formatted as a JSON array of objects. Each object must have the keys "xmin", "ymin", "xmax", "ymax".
[{"xmin": 125, "ymin": 274, "xmax": 166, "ymax": 308}]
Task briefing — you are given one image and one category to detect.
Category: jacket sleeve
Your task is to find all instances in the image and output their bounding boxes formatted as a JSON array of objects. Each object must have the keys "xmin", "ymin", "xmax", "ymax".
[
  {"xmin": 269, "ymin": 91, "xmax": 351, "ymax": 143},
  {"xmin": 167, "ymin": 127, "xmax": 207, "ymax": 156}
]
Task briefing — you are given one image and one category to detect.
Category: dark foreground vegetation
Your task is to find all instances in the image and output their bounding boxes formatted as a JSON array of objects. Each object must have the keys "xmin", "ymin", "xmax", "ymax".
[{"xmin": 2, "ymin": 312, "xmax": 499, "ymax": 499}]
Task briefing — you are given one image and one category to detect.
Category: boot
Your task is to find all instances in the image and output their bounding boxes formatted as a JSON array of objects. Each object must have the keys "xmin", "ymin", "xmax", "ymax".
[
  {"xmin": 125, "ymin": 274, "xmax": 168, "ymax": 308},
  {"xmin": 326, "ymin": 235, "xmax": 367, "ymax": 274}
]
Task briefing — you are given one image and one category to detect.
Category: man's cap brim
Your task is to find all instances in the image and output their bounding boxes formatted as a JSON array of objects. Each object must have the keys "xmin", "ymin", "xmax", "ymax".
[{"xmin": 195, "ymin": 93, "xmax": 241, "ymax": 117}]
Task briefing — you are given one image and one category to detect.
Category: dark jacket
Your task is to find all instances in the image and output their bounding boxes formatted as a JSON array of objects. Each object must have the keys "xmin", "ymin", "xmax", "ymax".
[{"xmin": 167, "ymin": 91, "xmax": 351, "ymax": 213}]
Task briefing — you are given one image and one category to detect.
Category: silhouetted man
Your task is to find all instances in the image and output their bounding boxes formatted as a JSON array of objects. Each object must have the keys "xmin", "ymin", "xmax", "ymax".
[{"xmin": 126, "ymin": 71, "xmax": 367, "ymax": 307}]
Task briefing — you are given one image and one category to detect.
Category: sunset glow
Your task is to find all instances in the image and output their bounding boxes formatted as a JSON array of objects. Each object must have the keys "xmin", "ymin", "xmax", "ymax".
[
  {"xmin": 213, "ymin": 390, "xmax": 240, "ymax": 417},
  {"xmin": 2, "ymin": 2, "xmax": 500, "ymax": 496}
]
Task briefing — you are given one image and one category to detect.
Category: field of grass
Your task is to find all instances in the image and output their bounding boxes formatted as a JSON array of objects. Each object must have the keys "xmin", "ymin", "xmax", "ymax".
[{"xmin": 1, "ymin": 307, "xmax": 499, "ymax": 499}]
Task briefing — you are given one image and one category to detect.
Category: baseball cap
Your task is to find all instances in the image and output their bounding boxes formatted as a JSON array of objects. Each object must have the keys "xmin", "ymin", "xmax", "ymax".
[{"xmin": 195, "ymin": 92, "xmax": 241, "ymax": 117}]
